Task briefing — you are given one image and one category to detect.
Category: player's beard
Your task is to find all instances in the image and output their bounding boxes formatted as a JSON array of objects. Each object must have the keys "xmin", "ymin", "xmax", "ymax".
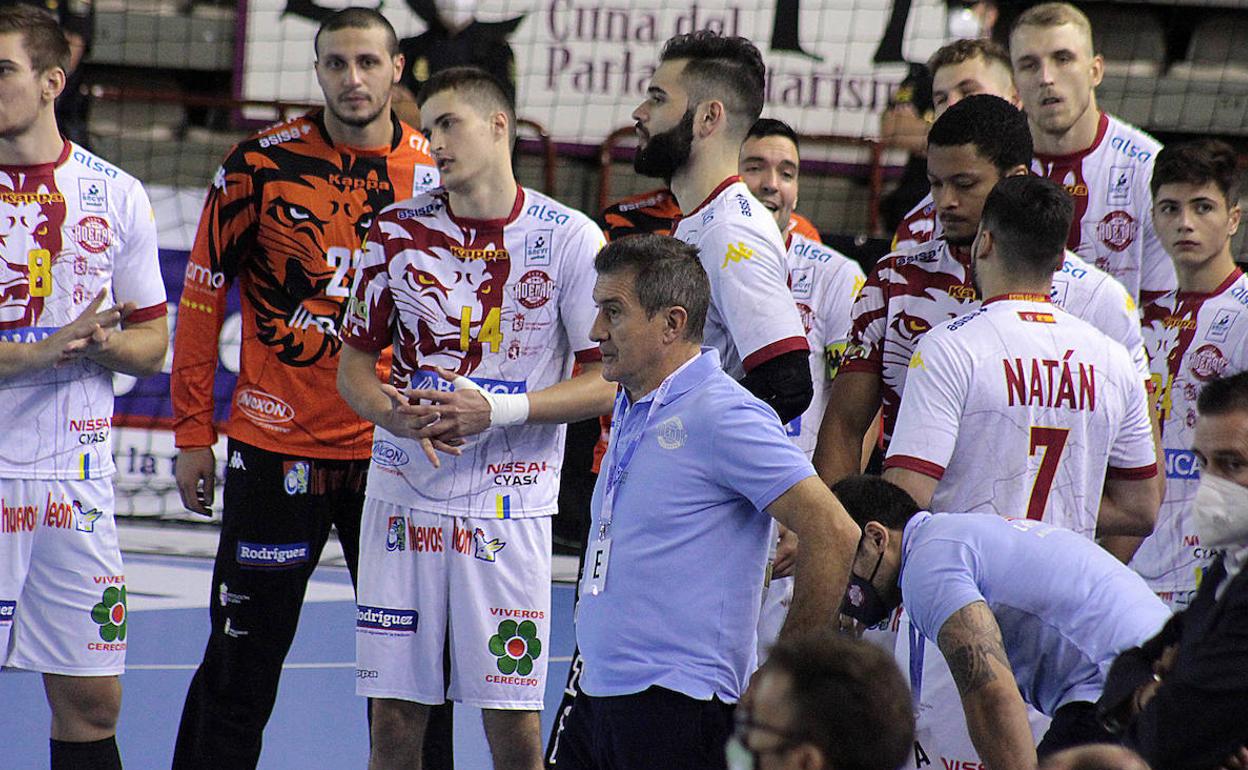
[
  {"xmin": 633, "ymin": 108, "xmax": 695, "ymax": 179},
  {"xmin": 329, "ymin": 90, "xmax": 390, "ymax": 129}
]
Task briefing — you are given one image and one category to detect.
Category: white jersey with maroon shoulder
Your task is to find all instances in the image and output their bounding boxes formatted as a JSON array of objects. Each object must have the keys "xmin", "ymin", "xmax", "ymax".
[
  {"xmin": 1032, "ymin": 112, "xmax": 1176, "ymax": 304},
  {"xmin": 342, "ymin": 187, "xmax": 604, "ymax": 518},
  {"xmin": 783, "ymin": 233, "xmax": 865, "ymax": 456},
  {"xmin": 671, "ymin": 177, "xmax": 808, "ymax": 379},
  {"xmin": 892, "ymin": 192, "xmax": 938, "ymax": 252},
  {"xmin": 1133, "ymin": 269, "xmax": 1248, "ymax": 603},
  {"xmin": 842, "ymin": 238, "xmax": 1147, "ymax": 447},
  {"xmin": 885, "ymin": 296, "xmax": 1157, "ymax": 537},
  {"xmin": 0, "ymin": 142, "xmax": 166, "ymax": 480}
]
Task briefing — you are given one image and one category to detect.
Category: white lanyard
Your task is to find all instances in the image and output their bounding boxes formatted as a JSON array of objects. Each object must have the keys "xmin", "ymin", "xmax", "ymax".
[{"xmin": 598, "ymin": 374, "xmax": 677, "ymax": 541}]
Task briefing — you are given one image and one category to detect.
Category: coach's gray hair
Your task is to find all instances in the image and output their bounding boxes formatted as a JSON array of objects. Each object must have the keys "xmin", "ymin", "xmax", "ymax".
[{"xmin": 594, "ymin": 234, "xmax": 709, "ymax": 342}]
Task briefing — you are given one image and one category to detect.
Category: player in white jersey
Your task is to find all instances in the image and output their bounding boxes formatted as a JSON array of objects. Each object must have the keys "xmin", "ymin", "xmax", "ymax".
[
  {"xmin": 1135, "ymin": 140, "xmax": 1248, "ymax": 610},
  {"xmin": 336, "ymin": 68, "xmax": 613, "ymax": 770},
  {"xmin": 630, "ymin": 31, "xmax": 811, "ymax": 422},
  {"xmin": 738, "ymin": 118, "xmax": 865, "ymax": 656},
  {"xmin": 891, "ymin": 38, "xmax": 1019, "ymax": 252},
  {"xmin": 816, "ymin": 95, "xmax": 1148, "ymax": 488},
  {"xmin": 1010, "ymin": 2, "xmax": 1176, "ymax": 304},
  {"xmin": 881, "ymin": 176, "xmax": 1160, "ymax": 770},
  {"xmin": 885, "ymin": 175, "xmax": 1160, "ymax": 537},
  {"xmin": 0, "ymin": 7, "xmax": 168, "ymax": 769}
]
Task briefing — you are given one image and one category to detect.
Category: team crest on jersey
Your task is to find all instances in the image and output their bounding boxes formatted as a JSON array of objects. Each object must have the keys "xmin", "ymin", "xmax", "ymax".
[
  {"xmin": 413, "ymin": 164, "xmax": 438, "ymax": 194},
  {"xmin": 1206, "ymin": 309, "xmax": 1239, "ymax": 344},
  {"xmin": 1190, "ymin": 344, "xmax": 1228, "ymax": 381},
  {"xmin": 1097, "ymin": 210, "xmax": 1137, "ymax": 252},
  {"xmin": 514, "ymin": 270, "xmax": 554, "ymax": 309},
  {"xmin": 1107, "ymin": 166, "xmax": 1133, "ymax": 206},
  {"xmin": 68, "ymin": 216, "xmax": 112, "ymax": 254},
  {"xmin": 386, "ymin": 516, "xmax": 406, "ymax": 552},
  {"xmin": 79, "ymin": 178, "xmax": 107, "ymax": 212},
  {"xmin": 790, "ymin": 267, "xmax": 813, "ymax": 299},
  {"xmin": 656, "ymin": 417, "xmax": 687, "ymax": 450},
  {"xmin": 525, "ymin": 229, "xmax": 552, "ymax": 266},
  {"xmin": 473, "ymin": 528, "xmax": 506, "ymax": 562}
]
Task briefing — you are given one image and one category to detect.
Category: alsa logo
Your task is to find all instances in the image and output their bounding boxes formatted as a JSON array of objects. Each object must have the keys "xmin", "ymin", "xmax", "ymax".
[
  {"xmin": 73, "ymin": 149, "xmax": 119, "ymax": 178},
  {"xmin": 185, "ymin": 262, "xmax": 226, "ymax": 291},
  {"xmin": 356, "ymin": 605, "xmax": 418, "ymax": 632},
  {"xmin": 236, "ymin": 541, "xmax": 310, "ymax": 567},
  {"xmin": 67, "ymin": 216, "xmax": 112, "ymax": 254},
  {"xmin": 235, "ymin": 389, "xmax": 295, "ymax": 425},
  {"xmin": 525, "ymin": 203, "xmax": 571, "ymax": 226},
  {"xmin": 1111, "ymin": 136, "xmax": 1153, "ymax": 163}
]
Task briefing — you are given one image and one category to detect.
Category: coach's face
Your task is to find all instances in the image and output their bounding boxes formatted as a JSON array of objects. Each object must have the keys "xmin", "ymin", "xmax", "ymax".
[{"xmin": 590, "ymin": 268, "xmax": 669, "ymax": 400}]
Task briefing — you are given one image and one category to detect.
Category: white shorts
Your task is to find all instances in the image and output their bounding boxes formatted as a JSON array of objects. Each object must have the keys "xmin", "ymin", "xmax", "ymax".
[
  {"xmin": 355, "ymin": 500, "xmax": 551, "ymax": 709},
  {"xmin": 0, "ymin": 477, "xmax": 125, "ymax": 676}
]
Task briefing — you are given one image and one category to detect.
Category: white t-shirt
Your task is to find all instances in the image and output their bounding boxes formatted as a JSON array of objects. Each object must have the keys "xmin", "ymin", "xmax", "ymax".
[
  {"xmin": 1133, "ymin": 269, "xmax": 1248, "ymax": 599},
  {"xmin": 843, "ymin": 238, "xmax": 1148, "ymax": 446},
  {"xmin": 671, "ymin": 177, "xmax": 808, "ymax": 379},
  {"xmin": 783, "ymin": 233, "xmax": 865, "ymax": 457},
  {"xmin": 342, "ymin": 187, "xmax": 604, "ymax": 518},
  {"xmin": 1031, "ymin": 112, "xmax": 1176, "ymax": 303},
  {"xmin": 885, "ymin": 296, "xmax": 1157, "ymax": 537},
  {"xmin": 0, "ymin": 142, "xmax": 167, "ymax": 479}
]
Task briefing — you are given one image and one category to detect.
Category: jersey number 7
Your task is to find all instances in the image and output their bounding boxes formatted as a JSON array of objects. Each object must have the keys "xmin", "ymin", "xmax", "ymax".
[{"xmin": 1027, "ymin": 426, "xmax": 1070, "ymax": 520}]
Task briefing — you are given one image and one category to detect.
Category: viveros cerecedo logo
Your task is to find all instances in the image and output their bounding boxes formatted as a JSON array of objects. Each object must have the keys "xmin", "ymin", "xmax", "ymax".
[
  {"xmin": 488, "ymin": 619, "xmax": 541, "ymax": 675},
  {"xmin": 91, "ymin": 586, "xmax": 126, "ymax": 642}
]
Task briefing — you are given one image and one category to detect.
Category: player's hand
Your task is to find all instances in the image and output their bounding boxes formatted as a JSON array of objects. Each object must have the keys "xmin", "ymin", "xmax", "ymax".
[
  {"xmin": 1219, "ymin": 746, "xmax": 1248, "ymax": 770},
  {"xmin": 175, "ymin": 447, "xmax": 217, "ymax": 517},
  {"xmin": 772, "ymin": 525, "xmax": 799, "ymax": 579},
  {"xmin": 377, "ymin": 383, "xmax": 436, "ymax": 440},
  {"xmin": 407, "ymin": 366, "xmax": 493, "ymax": 441},
  {"xmin": 418, "ymin": 436, "xmax": 467, "ymax": 469},
  {"xmin": 42, "ymin": 290, "xmax": 127, "ymax": 366}
]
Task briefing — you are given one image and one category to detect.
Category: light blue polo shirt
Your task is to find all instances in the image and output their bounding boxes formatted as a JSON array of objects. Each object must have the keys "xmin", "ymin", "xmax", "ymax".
[
  {"xmin": 576, "ymin": 348, "xmax": 815, "ymax": 702},
  {"xmin": 901, "ymin": 512, "xmax": 1171, "ymax": 715}
]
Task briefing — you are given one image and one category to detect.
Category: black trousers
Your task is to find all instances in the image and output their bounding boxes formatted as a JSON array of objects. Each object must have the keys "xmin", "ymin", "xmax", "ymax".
[
  {"xmin": 554, "ymin": 686, "xmax": 735, "ymax": 770},
  {"xmin": 1037, "ymin": 700, "xmax": 1119, "ymax": 758},
  {"xmin": 171, "ymin": 440, "xmax": 453, "ymax": 768}
]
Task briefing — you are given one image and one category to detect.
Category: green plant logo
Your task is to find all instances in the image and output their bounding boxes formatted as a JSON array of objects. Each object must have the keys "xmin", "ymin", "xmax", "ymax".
[
  {"xmin": 488, "ymin": 619, "xmax": 541, "ymax": 675},
  {"xmin": 90, "ymin": 586, "xmax": 127, "ymax": 642}
]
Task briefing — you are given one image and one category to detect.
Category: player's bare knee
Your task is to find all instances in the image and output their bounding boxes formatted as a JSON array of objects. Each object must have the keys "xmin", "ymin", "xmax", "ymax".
[
  {"xmin": 370, "ymin": 698, "xmax": 428, "ymax": 748},
  {"xmin": 47, "ymin": 677, "xmax": 121, "ymax": 734},
  {"xmin": 483, "ymin": 709, "xmax": 542, "ymax": 769}
]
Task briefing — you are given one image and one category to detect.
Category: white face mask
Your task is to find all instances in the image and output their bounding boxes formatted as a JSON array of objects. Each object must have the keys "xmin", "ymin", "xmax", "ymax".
[
  {"xmin": 725, "ymin": 735, "xmax": 758, "ymax": 770},
  {"xmin": 433, "ymin": 0, "xmax": 476, "ymax": 31},
  {"xmin": 1193, "ymin": 473, "xmax": 1248, "ymax": 550}
]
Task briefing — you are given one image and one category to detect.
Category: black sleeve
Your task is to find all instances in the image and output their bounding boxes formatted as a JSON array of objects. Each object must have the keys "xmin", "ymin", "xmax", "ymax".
[
  {"xmin": 737, "ymin": 349, "xmax": 812, "ymax": 425},
  {"xmin": 1123, "ymin": 577, "xmax": 1248, "ymax": 770}
]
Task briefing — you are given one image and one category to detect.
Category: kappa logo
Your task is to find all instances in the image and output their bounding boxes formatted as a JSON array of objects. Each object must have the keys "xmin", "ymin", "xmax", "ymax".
[
  {"xmin": 722, "ymin": 242, "xmax": 754, "ymax": 268},
  {"xmin": 525, "ymin": 229, "xmax": 553, "ymax": 266},
  {"xmin": 229, "ymin": 451, "xmax": 246, "ymax": 470},
  {"xmin": 78, "ymin": 178, "xmax": 107, "ymax": 212},
  {"xmin": 657, "ymin": 417, "xmax": 687, "ymax": 450},
  {"xmin": 473, "ymin": 528, "xmax": 507, "ymax": 562}
]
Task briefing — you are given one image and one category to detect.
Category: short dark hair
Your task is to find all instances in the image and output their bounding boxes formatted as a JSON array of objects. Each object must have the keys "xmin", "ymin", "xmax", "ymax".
[
  {"xmin": 315, "ymin": 7, "xmax": 399, "ymax": 58},
  {"xmin": 417, "ymin": 66, "xmax": 518, "ymax": 145},
  {"xmin": 830, "ymin": 475, "xmax": 922, "ymax": 531},
  {"xmin": 1197, "ymin": 371, "xmax": 1248, "ymax": 418},
  {"xmin": 0, "ymin": 4, "xmax": 69, "ymax": 74},
  {"xmin": 981, "ymin": 175, "xmax": 1073, "ymax": 278},
  {"xmin": 928, "ymin": 38, "xmax": 1012, "ymax": 77},
  {"xmin": 765, "ymin": 632, "xmax": 914, "ymax": 770},
  {"xmin": 928, "ymin": 94, "xmax": 1032, "ymax": 172},
  {"xmin": 660, "ymin": 31, "xmax": 765, "ymax": 139},
  {"xmin": 746, "ymin": 118, "xmax": 800, "ymax": 152},
  {"xmin": 593, "ymin": 234, "xmax": 709, "ymax": 342},
  {"xmin": 1151, "ymin": 139, "xmax": 1242, "ymax": 206}
]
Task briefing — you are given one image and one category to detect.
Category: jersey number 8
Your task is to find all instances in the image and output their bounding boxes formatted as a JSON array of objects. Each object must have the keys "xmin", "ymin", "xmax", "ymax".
[{"xmin": 28, "ymin": 249, "xmax": 52, "ymax": 297}]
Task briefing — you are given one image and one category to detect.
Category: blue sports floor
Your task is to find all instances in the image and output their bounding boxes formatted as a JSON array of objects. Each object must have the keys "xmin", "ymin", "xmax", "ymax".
[{"xmin": 4, "ymin": 552, "xmax": 577, "ymax": 769}]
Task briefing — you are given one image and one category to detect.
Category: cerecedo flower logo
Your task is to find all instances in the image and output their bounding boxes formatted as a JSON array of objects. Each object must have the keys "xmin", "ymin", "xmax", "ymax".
[
  {"xmin": 488, "ymin": 619, "xmax": 541, "ymax": 675},
  {"xmin": 91, "ymin": 586, "xmax": 127, "ymax": 642}
]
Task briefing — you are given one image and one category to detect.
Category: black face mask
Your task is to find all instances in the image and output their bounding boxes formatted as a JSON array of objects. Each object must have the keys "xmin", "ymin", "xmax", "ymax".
[
  {"xmin": 633, "ymin": 108, "xmax": 695, "ymax": 179},
  {"xmin": 839, "ymin": 545, "xmax": 896, "ymax": 627}
]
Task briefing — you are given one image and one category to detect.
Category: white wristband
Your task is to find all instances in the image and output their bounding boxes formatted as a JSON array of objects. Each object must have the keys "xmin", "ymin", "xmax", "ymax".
[{"xmin": 449, "ymin": 375, "xmax": 530, "ymax": 427}]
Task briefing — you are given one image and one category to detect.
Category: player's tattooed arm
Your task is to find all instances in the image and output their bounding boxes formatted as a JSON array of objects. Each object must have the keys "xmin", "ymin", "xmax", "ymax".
[{"xmin": 937, "ymin": 601, "xmax": 1038, "ymax": 770}]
